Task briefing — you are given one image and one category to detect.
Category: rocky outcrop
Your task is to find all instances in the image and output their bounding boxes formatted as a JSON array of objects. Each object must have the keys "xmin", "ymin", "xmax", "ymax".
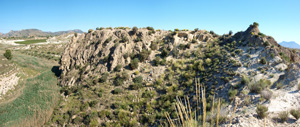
[{"xmin": 59, "ymin": 28, "xmax": 216, "ymax": 86}]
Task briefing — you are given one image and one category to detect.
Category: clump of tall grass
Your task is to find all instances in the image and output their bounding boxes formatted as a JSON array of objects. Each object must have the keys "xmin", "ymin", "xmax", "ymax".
[
  {"xmin": 290, "ymin": 109, "xmax": 300, "ymax": 120},
  {"xmin": 278, "ymin": 111, "xmax": 289, "ymax": 122},
  {"xmin": 165, "ymin": 78, "xmax": 236, "ymax": 127}
]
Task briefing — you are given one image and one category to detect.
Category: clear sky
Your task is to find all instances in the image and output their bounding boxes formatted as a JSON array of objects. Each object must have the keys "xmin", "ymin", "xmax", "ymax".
[{"xmin": 0, "ymin": 0, "xmax": 299, "ymax": 43}]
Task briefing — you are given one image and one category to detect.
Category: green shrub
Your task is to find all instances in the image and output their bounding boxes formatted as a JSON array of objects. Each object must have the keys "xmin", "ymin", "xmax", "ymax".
[
  {"xmin": 103, "ymin": 56, "xmax": 109, "ymax": 63},
  {"xmin": 205, "ymin": 58, "xmax": 212, "ymax": 65},
  {"xmin": 256, "ymin": 104, "xmax": 268, "ymax": 119},
  {"xmin": 88, "ymin": 29, "xmax": 93, "ymax": 33},
  {"xmin": 161, "ymin": 48, "xmax": 170, "ymax": 57},
  {"xmin": 132, "ymin": 26, "xmax": 138, "ymax": 34},
  {"xmin": 298, "ymin": 83, "xmax": 300, "ymax": 91},
  {"xmin": 99, "ymin": 72, "xmax": 109, "ymax": 83},
  {"xmin": 120, "ymin": 36, "xmax": 129, "ymax": 43},
  {"xmin": 260, "ymin": 57, "xmax": 267, "ymax": 64},
  {"xmin": 113, "ymin": 88, "xmax": 123, "ymax": 94},
  {"xmin": 146, "ymin": 27, "xmax": 155, "ymax": 35},
  {"xmin": 290, "ymin": 109, "xmax": 300, "ymax": 120},
  {"xmin": 80, "ymin": 103, "xmax": 89, "ymax": 111},
  {"xmin": 72, "ymin": 117, "xmax": 83, "ymax": 124},
  {"xmin": 258, "ymin": 32, "xmax": 266, "ymax": 37},
  {"xmin": 139, "ymin": 49, "xmax": 151, "ymax": 62},
  {"xmin": 114, "ymin": 64, "xmax": 122, "ymax": 72},
  {"xmin": 178, "ymin": 44, "xmax": 185, "ymax": 50},
  {"xmin": 89, "ymin": 100, "xmax": 98, "ymax": 108},
  {"xmin": 115, "ymin": 71, "xmax": 130, "ymax": 86},
  {"xmin": 253, "ymin": 22, "xmax": 259, "ymax": 27},
  {"xmin": 191, "ymin": 39, "xmax": 197, "ymax": 43},
  {"xmin": 130, "ymin": 58, "xmax": 139, "ymax": 70},
  {"xmin": 270, "ymin": 53, "xmax": 275, "ymax": 58},
  {"xmin": 228, "ymin": 89, "xmax": 238, "ymax": 101},
  {"xmin": 264, "ymin": 41, "xmax": 269, "ymax": 46},
  {"xmin": 154, "ymin": 56, "xmax": 161, "ymax": 66},
  {"xmin": 276, "ymin": 82, "xmax": 283, "ymax": 89},
  {"xmin": 241, "ymin": 75, "xmax": 250, "ymax": 85},
  {"xmin": 134, "ymin": 76, "xmax": 143, "ymax": 84},
  {"xmin": 3, "ymin": 50, "xmax": 12, "ymax": 60},
  {"xmin": 248, "ymin": 79, "xmax": 271, "ymax": 93},
  {"xmin": 130, "ymin": 76, "xmax": 144, "ymax": 90},
  {"xmin": 278, "ymin": 111, "xmax": 289, "ymax": 122}
]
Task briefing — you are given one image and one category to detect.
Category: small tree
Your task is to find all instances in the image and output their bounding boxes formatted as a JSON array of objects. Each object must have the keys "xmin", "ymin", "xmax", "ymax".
[
  {"xmin": 4, "ymin": 50, "xmax": 12, "ymax": 60},
  {"xmin": 256, "ymin": 104, "xmax": 268, "ymax": 119}
]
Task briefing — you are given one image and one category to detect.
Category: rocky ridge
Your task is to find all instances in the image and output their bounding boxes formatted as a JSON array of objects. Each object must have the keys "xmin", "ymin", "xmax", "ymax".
[{"xmin": 56, "ymin": 23, "xmax": 300, "ymax": 126}]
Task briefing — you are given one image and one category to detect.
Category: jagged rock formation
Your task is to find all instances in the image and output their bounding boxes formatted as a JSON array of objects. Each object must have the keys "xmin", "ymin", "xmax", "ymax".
[{"xmin": 60, "ymin": 28, "xmax": 216, "ymax": 86}]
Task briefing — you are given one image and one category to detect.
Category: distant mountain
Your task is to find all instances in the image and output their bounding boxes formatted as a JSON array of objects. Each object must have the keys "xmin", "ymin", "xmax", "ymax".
[
  {"xmin": 279, "ymin": 41, "xmax": 300, "ymax": 49},
  {"xmin": 0, "ymin": 29, "xmax": 83, "ymax": 38}
]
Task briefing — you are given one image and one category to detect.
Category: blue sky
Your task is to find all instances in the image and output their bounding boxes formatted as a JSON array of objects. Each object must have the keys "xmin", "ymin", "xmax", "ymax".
[{"xmin": 0, "ymin": 0, "xmax": 299, "ymax": 43}]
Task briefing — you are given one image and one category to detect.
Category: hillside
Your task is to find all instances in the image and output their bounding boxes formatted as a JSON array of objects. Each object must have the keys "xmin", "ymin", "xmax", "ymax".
[
  {"xmin": 279, "ymin": 41, "xmax": 300, "ymax": 49},
  {"xmin": 0, "ymin": 29, "xmax": 83, "ymax": 38},
  {"xmin": 48, "ymin": 23, "xmax": 300, "ymax": 126}
]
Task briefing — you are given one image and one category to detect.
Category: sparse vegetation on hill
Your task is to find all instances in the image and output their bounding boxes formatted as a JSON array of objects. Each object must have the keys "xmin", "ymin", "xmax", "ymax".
[{"xmin": 2, "ymin": 22, "xmax": 299, "ymax": 126}]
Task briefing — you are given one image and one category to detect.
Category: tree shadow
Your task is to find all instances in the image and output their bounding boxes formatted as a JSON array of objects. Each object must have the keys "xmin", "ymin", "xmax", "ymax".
[{"xmin": 51, "ymin": 66, "xmax": 61, "ymax": 77}]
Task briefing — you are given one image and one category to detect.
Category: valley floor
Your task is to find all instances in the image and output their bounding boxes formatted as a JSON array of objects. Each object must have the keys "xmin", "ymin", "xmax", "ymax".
[{"xmin": 0, "ymin": 44, "xmax": 60, "ymax": 126}]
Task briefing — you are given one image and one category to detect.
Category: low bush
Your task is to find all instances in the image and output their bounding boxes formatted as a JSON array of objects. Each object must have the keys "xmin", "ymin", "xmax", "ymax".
[
  {"xmin": 134, "ymin": 76, "xmax": 143, "ymax": 84},
  {"xmin": 241, "ymin": 75, "xmax": 250, "ymax": 85},
  {"xmin": 113, "ymin": 88, "xmax": 123, "ymax": 94},
  {"xmin": 260, "ymin": 57, "xmax": 267, "ymax": 64},
  {"xmin": 248, "ymin": 79, "xmax": 271, "ymax": 93},
  {"xmin": 191, "ymin": 39, "xmax": 197, "ymax": 43},
  {"xmin": 130, "ymin": 58, "xmax": 139, "ymax": 70},
  {"xmin": 290, "ymin": 109, "xmax": 300, "ymax": 120},
  {"xmin": 256, "ymin": 104, "xmax": 268, "ymax": 119},
  {"xmin": 276, "ymin": 82, "xmax": 283, "ymax": 89},
  {"xmin": 161, "ymin": 48, "xmax": 170, "ymax": 58},
  {"xmin": 154, "ymin": 56, "xmax": 160, "ymax": 66},
  {"xmin": 253, "ymin": 22, "xmax": 259, "ymax": 27},
  {"xmin": 88, "ymin": 29, "xmax": 93, "ymax": 33},
  {"xmin": 139, "ymin": 49, "xmax": 151, "ymax": 62},
  {"xmin": 132, "ymin": 26, "xmax": 138, "ymax": 34},
  {"xmin": 114, "ymin": 64, "xmax": 122, "ymax": 72},
  {"xmin": 120, "ymin": 36, "xmax": 129, "ymax": 43},
  {"xmin": 278, "ymin": 111, "xmax": 289, "ymax": 122},
  {"xmin": 228, "ymin": 89, "xmax": 238, "ymax": 101},
  {"xmin": 260, "ymin": 90, "xmax": 272, "ymax": 101},
  {"xmin": 99, "ymin": 72, "xmax": 109, "ymax": 83},
  {"xmin": 3, "ymin": 50, "xmax": 12, "ymax": 60},
  {"xmin": 298, "ymin": 83, "xmax": 300, "ymax": 91},
  {"xmin": 264, "ymin": 41, "xmax": 269, "ymax": 46}
]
